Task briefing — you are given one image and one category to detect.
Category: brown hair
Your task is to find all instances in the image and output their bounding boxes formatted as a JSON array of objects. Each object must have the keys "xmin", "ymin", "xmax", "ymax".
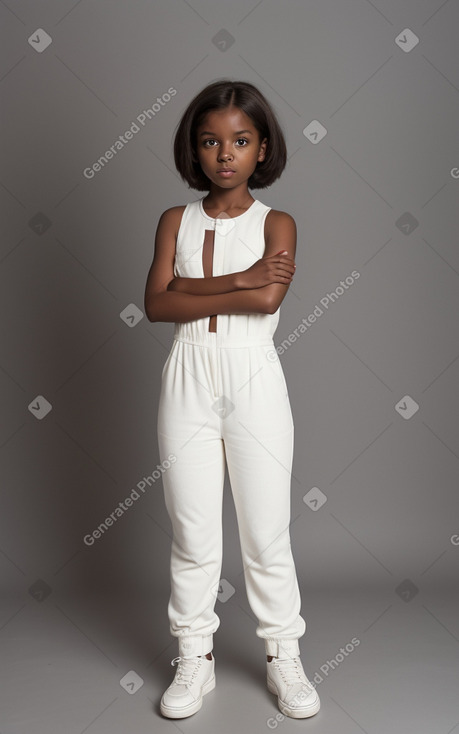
[{"xmin": 173, "ymin": 79, "xmax": 287, "ymax": 191}]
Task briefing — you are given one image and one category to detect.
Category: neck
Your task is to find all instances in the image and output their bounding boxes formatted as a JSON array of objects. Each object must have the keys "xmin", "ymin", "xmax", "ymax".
[{"xmin": 203, "ymin": 190, "xmax": 254, "ymax": 214}]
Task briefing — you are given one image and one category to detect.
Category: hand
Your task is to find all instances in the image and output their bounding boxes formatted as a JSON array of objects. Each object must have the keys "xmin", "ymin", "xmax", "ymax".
[{"xmin": 237, "ymin": 250, "xmax": 296, "ymax": 289}]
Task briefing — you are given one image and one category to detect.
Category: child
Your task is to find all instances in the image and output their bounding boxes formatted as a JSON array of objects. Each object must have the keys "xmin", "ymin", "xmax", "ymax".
[{"xmin": 144, "ymin": 79, "xmax": 320, "ymax": 721}]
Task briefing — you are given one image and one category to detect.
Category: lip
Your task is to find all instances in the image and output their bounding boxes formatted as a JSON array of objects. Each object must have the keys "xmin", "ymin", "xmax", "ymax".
[{"xmin": 217, "ymin": 169, "xmax": 236, "ymax": 176}]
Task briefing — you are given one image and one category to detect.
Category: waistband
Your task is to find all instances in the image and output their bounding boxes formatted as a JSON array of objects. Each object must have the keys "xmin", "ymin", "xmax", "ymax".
[{"xmin": 173, "ymin": 333, "xmax": 275, "ymax": 348}]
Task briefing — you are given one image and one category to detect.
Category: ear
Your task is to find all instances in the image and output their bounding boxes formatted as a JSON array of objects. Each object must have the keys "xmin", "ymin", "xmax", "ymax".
[{"xmin": 258, "ymin": 136, "xmax": 268, "ymax": 162}]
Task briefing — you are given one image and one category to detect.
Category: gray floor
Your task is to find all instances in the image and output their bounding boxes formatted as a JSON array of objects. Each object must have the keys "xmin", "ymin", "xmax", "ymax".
[{"xmin": 2, "ymin": 585, "xmax": 458, "ymax": 733}]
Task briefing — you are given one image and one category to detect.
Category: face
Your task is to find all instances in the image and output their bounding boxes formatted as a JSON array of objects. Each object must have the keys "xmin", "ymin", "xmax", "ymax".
[{"xmin": 194, "ymin": 106, "xmax": 267, "ymax": 191}]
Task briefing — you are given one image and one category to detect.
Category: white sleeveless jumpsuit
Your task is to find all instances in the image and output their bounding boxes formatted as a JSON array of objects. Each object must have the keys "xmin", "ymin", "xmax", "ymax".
[{"xmin": 157, "ymin": 196, "xmax": 306, "ymax": 660}]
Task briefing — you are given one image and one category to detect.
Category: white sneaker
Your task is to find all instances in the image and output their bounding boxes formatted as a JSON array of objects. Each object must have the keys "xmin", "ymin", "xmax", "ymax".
[
  {"xmin": 160, "ymin": 654, "xmax": 215, "ymax": 719},
  {"xmin": 267, "ymin": 655, "xmax": 320, "ymax": 718}
]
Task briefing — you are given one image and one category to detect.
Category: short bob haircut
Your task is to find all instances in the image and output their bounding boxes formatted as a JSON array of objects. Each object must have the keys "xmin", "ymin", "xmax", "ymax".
[{"xmin": 173, "ymin": 79, "xmax": 287, "ymax": 191}]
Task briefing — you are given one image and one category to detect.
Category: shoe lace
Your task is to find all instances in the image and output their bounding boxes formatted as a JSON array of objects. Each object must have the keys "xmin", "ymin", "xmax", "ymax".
[
  {"xmin": 274, "ymin": 657, "xmax": 314, "ymax": 690},
  {"xmin": 171, "ymin": 656, "xmax": 202, "ymax": 686}
]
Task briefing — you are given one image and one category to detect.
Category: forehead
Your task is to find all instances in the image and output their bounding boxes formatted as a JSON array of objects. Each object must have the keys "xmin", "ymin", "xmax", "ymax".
[{"xmin": 196, "ymin": 106, "xmax": 256, "ymax": 133}]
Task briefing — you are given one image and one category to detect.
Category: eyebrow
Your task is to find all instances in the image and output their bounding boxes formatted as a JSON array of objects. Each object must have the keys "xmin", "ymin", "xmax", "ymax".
[{"xmin": 198, "ymin": 129, "xmax": 253, "ymax": 136}]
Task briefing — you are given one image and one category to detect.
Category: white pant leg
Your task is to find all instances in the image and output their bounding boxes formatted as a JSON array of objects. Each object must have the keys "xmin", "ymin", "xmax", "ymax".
[
  {"xmin": 157, "ymin": 339, "xmax": 224, "ymax": 658},
  {"xmin": 220, "ymin": 345, "xmax": 306, "ymax": 658}
]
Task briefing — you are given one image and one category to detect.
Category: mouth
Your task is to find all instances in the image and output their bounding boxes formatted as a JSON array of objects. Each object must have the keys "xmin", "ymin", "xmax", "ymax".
[{"xmin": 217, "ymin": 169, "xmax": 236, "ymax": 176}]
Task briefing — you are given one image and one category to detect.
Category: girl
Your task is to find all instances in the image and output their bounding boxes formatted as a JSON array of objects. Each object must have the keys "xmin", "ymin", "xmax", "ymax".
[{"xmin": 144, "ymin": 79, "xmax": 320, "ymax": 721}]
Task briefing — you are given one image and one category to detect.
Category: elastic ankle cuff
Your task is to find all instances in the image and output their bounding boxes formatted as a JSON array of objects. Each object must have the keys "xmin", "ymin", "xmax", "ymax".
[
  {"xmin": 178, "ymin": 634, "xmax": 213, "ymax": 659},
  {"xmin": 265, "ymin": 638, "xmax": 300, "ymax": 658}
]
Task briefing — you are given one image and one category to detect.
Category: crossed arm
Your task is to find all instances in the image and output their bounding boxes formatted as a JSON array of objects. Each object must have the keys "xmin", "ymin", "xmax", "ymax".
[{"xmin": 144, "ymin": 209, "xmax": 297, "ymax": 323}]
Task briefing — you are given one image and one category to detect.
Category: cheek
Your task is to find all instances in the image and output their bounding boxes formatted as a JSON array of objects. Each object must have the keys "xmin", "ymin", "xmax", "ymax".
[{"xmin": 197, "ymin": 151, "xmax": 213, "ymax": 168}]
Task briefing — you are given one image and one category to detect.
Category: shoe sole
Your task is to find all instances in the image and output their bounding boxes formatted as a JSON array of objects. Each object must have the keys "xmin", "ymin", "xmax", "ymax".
[
  {"xmin": 267, "ymin": 677, "xmax": 320, "ymax": 718},
  {"xmin": 160, "ymin": 674, "xmax": 216, "ymax": 719}
]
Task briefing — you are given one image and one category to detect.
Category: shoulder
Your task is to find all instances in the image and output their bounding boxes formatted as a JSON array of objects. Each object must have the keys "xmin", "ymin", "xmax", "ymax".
[
  {"xmin": 157, "ymin": 204, "xmax": 188, "ymax": 238},
  {"xmin": 265, "ymin": 206, "xmax": 296, "ymax": 222},
  {"xmin": 264, "ymin": 208, "xmax": 297, "ymax": 241}
]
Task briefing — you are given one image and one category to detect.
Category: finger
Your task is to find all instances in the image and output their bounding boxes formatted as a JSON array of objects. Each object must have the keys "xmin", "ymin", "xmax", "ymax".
[
  {"xmin": 275, "ymin": 250, "xmax": 294, "ymax": 261},
  {"xmin": 271, "ymin": 257, "xmax": 295, "ymax": 270},
  {"xmin": 277, "ymin": 253, "xmax": 296, "ymax": 264},
  {"xmin": 276, "ymin": 261, "xmax": 296, "ymax": 274}
]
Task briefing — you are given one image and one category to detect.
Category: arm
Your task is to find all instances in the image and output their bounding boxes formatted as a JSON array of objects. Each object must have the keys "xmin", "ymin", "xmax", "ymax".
[
  {"xmin": 167, "ymin": 252, "xmax": 295, "ymax": 296},
  {"xmin": 144, "ymin": 208, "xmax": 274, "ymax": 323},
  {"xmin": 144, "ymin": 208, "xmax": 297, "ymax": 323},
  {"xmin": 147, "ymin": 286, "xmax": 275, "ymax": 323},
  {"xmin": 167, "ymin": 212, "xmax": 297, "ymax": 300},
  {"xmin": 257, "ymin": 210, "xmax": 297, "ymax": 313},
  {"xmin": 167, "ymin": 272, "xmax": 240, "ymax": 295}
]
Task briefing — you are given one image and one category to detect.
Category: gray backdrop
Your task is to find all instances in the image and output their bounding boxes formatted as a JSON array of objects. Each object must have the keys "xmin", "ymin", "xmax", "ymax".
[{"xmin": 1, "ymin": 1, "xmax": 458, "ymax": 732}]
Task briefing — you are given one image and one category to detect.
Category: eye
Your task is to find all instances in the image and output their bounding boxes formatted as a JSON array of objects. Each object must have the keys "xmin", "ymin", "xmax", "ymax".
[{"xmin": 202, "ymin": 138, "xmax": 249, "ymax": 148}]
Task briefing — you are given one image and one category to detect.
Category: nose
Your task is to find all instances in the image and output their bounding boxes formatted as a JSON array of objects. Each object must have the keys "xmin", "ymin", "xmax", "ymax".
[{"xmin": 218, "ymin": 144, "xmax": 233, "ymax": 161}]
